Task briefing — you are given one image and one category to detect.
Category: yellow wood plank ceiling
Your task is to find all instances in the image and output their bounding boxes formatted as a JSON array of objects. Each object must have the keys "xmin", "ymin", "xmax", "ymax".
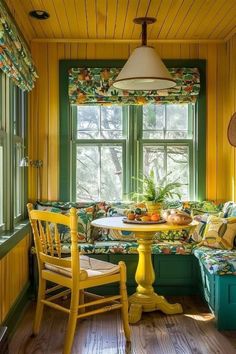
[{"xmin": 5, "ymin": 0, "xmax": 236, "ymax": 43}]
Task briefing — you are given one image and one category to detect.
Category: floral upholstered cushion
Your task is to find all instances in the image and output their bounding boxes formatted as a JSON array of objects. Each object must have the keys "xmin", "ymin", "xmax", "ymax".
[
  {"xmin": 152, "ymin": 241, "xmax": 194, "ymax": 255},
  {"xmin": 107, "ymin": 201, "xmax": 136, "ymax": 217},
  {"xmin": 182, "ymin": 200, "xmax": 222, "ymax": 216},
  {"xmin": 35, "ymin": 201, "xmax": 95, "ymax": 243},
  {"xmin": 93, "ymin": 202, "xmax": 136, "ymax": 241},
  {"xmin": 60, "ymin": 240, "xmax": 194, "ymax": 255},
  {"xmin": 153, "ymin": 229, "xmax": 190, "ymax": 242},
  {"xmin": 193, "ymin": 246, "xmax": 236, "ymax": 275},
  {"xmin": 198, "ymin": 215, "xmax": 236, "ymax": 249}
]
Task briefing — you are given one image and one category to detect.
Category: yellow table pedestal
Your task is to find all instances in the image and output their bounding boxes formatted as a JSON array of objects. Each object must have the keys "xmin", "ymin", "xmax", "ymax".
[{"xmin": 128, "ymin": 232, "xmax": 183, "ymax": 324}]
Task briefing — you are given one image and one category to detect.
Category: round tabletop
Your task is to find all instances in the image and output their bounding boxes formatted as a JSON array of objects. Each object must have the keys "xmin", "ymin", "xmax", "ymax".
[{"xmin": 91, "ymin": 216, "xmax": 198, "ymax": 232}]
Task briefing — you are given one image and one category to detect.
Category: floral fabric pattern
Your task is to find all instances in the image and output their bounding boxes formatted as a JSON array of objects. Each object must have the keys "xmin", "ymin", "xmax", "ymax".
[
  {"xmin": 35, "ymin": 201, "xmax": 94, "ymax": 243},
  {"xmin": 68, "ymin": 67, "xmax": 200, "ymax": 105},
  {"xmin": 60, "ymin": 240, "xmax": 194, "ymax": 255},
  {"xmin": 0, "ymin": 1, "xmax": 38, "ymax": 91},
  {"xmin": 188, "ymin": 214, "xmax": 208, "ymax": 242},
  {"xmin": 32, "ymin": 200, "xmax": 236, "ymax": 276},
  {"xmin": 182, "ymin": 200, "xmax": 222, "ymax": 216},
  {"xmin": 223, "ymin": 202, "xmax": 236, "ymax": 218},
  {"xmin": 198, "ymin": 215, "xmax": 236, "ymax": 250},
  {"xmin": 154, "ymin": 229, "xmax": 190, "ymax": 242},
  {"xmin": 193, "ymin": 246, "xmax": 236, "ymax": 275}
]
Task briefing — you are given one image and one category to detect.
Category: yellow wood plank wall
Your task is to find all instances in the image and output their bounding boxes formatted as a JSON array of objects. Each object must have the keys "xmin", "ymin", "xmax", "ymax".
[
  {"xmin": 226, "ymin": 35, "xmax": 236, "ymax": 201},
  {"xmin": 29, "ymin": 41, "xmax": 234, "ymax": 202},
  {"xmin": 0, "ymin": 235, "xmax": 31, "ymax": 324}
]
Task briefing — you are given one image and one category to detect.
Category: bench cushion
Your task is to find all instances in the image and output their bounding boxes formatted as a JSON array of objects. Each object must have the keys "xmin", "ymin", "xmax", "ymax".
[
  {"xmin": 193, "ymin": 246, "xmax": 236, "ymax": 275},
  {"xmin": 60, "ymin": 240, "xmax": 195, "ymax": 255}
]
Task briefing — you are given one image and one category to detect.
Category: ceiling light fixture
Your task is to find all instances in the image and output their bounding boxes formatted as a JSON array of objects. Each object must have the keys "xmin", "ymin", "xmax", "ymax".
[
  {"xmin": 29, "ymin": 10, "xmax": 50, "ymax": 20},
  {"xmin": 113, "ymin": 17, "xmax": 176, "ymax": 91}
]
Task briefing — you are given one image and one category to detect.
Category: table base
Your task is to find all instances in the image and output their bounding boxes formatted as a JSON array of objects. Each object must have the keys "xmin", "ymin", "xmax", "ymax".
[{"xmin": 128, "ymin": 292, "xmax": 183, "ymax": 324}]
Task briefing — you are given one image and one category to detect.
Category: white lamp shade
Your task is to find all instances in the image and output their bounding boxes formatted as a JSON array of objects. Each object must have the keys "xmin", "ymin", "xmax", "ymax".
[{"xmin": 113, "ymin": 46, "xmax": 176, "ymax": 91}]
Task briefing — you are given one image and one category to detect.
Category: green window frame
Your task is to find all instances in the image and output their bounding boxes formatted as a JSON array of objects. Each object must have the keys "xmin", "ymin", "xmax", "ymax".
[
  {"xmin": 70, "ymin": 105, "xmax": 129, "ymax": 201},
  {"xmin": 0, "ymin": 72, "xmax": 28, "ymax": 233},
  {"xmin": 60, "ymin": 59, "xmax": 206, "ymax": 202}
]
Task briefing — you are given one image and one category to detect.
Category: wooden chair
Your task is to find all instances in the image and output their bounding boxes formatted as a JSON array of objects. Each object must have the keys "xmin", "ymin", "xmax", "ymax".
[{"xmin": 27, "ymin": 203, "xmax": 130, "ymax": 354}]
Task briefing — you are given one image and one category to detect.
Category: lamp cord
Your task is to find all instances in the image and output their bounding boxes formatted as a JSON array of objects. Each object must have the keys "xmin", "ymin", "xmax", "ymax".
[{"xmin": 142, "ymin": 21, "xmax": 147, "ymax": 46}]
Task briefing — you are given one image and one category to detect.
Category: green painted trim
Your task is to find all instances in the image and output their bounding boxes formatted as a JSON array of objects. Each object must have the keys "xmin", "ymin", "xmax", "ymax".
[
  {"xmin": 59, "ymin": 59, "xmax": 206, "ymax": 201},
  {"xmin": 164, "ymin": 59, "xmax": 206, "ymax": 200},
  {"xmin": 2, "ymin": 281, "xmax": 30, "ymax": 338},
  {"xmin": 0, "ymin": 221, "xmax": 30, "ymax": 260}
]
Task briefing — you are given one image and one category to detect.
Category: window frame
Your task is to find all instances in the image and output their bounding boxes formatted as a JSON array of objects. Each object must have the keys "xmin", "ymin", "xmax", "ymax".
[
  {"xmin": 0, "ymin": 72, "xmax": 28, "ymax": 233},
  {"xmin": 70, "ymin": 104, "xmax": 129, "ymax": 201},
  {"xmin": 59, "ymin": 59, "xmax": 206, "ymax": 202},
  {"xmin": 138, "ymin": 103, "xmax": 195, "ymax": 200}
]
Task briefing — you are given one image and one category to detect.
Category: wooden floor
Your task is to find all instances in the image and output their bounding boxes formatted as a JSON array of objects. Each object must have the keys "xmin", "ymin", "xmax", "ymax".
[{"xmin": 9, "ymin": 296, "xmax": 236, "ymax": 354}]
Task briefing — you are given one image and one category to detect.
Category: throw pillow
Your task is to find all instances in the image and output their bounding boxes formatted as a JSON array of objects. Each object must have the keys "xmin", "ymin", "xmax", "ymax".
[
  {"xmin": 199, "ymin": 215, "xmax": 236, "ymax": 249},
  {"xmin": 35, "ymin": 201, "xmax": 94, "ymax": 243},
  {"xmin": 107, "ymin": 229, "xmax": 136, "ymax": 241},
  {"xmin": 189, "ymin": 214, "xmax": 208, "ymax": 243},
  {"xmin": 191, "ymin": 200, "xmax": 221, "ymax": 216},
  {"xmin": 224, "ymin": 202, "xmax": 236, "ymax": 218}
]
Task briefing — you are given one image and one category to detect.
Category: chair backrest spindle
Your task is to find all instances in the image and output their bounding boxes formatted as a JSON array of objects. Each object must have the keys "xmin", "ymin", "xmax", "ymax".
[{"xmin": 27, "ymin": 204, "xmax": 79, "ymax": 277}]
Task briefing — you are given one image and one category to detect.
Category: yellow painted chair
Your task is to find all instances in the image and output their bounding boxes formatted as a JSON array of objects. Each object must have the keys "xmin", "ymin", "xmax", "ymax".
[{"xmin": 27, "ymin": 203, "xmax": 130, "ymax": 354}]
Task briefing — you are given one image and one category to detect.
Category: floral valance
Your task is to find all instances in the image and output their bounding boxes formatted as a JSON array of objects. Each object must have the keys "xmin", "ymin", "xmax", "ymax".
[
  {"xmin": 68, "ymin": 67, "xmax": 200, "ymax": 105},
  {"xmin": 0, "ymin": 1, "xmax": 38, "ymax": 91}
]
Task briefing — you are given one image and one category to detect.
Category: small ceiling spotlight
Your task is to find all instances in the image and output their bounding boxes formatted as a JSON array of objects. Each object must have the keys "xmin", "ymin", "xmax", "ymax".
[{"xmin": 29, "ymin": 10, "xmax": 50, "ymax": 20}]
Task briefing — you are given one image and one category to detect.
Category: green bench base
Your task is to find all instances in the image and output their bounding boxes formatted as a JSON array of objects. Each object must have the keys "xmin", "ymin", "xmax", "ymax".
[
  {"xmin": 89, "ymin": 254, "xmax": 199, "ymax": 296},
  {"xmin": 31, "ymin": 252, "xmax": 236, "ymax": 330},
  {"xmin": 198, "ymin": 260, "xmax": 236, "ymax": 330}
]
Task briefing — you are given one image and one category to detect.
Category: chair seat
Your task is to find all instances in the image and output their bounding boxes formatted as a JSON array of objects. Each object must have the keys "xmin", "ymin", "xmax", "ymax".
[{"xmin": 45, "ymin": 255, "xmax": 120, "ymax": 278}]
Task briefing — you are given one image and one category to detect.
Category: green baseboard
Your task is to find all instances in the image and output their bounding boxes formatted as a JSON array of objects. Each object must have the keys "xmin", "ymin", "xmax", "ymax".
[{"xmin": 2, "ymin": 281, "xmax": 31, "ymax": 339}]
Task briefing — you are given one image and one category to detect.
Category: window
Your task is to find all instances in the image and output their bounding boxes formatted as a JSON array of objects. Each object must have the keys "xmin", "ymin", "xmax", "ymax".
[
  {"xmin": 71, "ymin": 105, "xmax": 126, "ymax": 201},
  {"xmin": 60, "ymin": 60, "xmax": 206, "ymax": 202},
  {"xmin": 71, "ymin": 103, "xmax": 195, "ymax": 202},
  {"xmin": 13, "ymin": 87, "xmax": 26, "ymax": 221},
  {"xmin": 0, "ymin": 72, "xmax": 27, "ymax": 231},
  {"xmin": 141, "ymin": 104, "xmax": 194, "ymax": 200}
]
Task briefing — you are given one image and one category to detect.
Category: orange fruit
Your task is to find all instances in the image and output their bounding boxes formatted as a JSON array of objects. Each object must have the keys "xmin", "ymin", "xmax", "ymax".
[
  {"xmin": 151, "ymin": 213, "xmax": 160, "ymax": 221},
  {"xmin": 127, "ymin": 212, "xmax": 135, "ymax": 220},
  {"xmin": 141, "ymin": 215, "xmax": 151, "ymax": 222}
]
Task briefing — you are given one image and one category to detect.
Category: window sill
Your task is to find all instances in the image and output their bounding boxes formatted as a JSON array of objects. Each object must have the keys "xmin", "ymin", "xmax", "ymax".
[{"xmin": 0, "ymin": 220, "xmax": 30, "ymax": 260}]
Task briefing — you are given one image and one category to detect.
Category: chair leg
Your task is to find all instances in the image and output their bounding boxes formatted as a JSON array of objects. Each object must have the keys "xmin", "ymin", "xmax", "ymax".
[
  {"xmin": 79, "ymin": 290, "xmax": 85, "ymax": 314},
  {"xmin": 63, "ymin": 291, "xmax": 80, "ymax": 354},
  {"xmin": 33, "ymin": 278, "xmax": 46, "ymax": 335},
  {"xmin": 119, "ymin": 261, "xmax": 131, "ymax": 342}
]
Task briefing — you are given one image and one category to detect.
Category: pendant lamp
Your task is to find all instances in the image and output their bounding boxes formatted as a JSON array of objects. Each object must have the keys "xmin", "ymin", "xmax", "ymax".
[{"xmin": 113, "ymin": 17, "xmax": 176, "ymax": 91}]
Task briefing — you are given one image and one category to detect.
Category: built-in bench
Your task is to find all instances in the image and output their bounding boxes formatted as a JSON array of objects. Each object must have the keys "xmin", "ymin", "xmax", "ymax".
[{"xmin": 33, "ymin": 200, "xmax": 236, "ymax": 330}]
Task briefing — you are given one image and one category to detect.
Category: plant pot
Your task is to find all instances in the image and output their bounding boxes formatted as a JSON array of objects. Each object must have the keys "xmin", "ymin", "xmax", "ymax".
[{"xmin": 145, "ymin": 201, "xmax": 163, "ymax": 215}]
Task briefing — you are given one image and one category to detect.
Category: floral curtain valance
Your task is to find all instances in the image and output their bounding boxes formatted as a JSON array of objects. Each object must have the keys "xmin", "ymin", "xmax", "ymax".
[
  {"xmin": 0, "ymin": 1, "xmax": 38, "ymax": 91},
  {"xmin": 68, "ymin": 67, "xmax": 200, "ymax": 105}
]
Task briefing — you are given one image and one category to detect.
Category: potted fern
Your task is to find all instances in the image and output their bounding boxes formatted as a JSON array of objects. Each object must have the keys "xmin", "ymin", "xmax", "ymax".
[{"xmin": 135, "ymin": 169, "xmax": 182, "ymax": 214}]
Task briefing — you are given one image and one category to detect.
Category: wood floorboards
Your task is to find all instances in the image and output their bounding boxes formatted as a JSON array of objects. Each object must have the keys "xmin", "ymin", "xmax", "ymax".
[{"xmin": 9, "ymin": 296, "xmax": 236, "ymax": 354}]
